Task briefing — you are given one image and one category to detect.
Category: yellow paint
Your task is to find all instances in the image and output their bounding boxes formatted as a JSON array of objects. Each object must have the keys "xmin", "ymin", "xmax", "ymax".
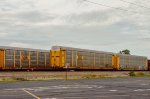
[
  {"xmin": 112, "ymin": 54, "xmax": 115, "ymax": 69},
  {"xmin": 44, "ymin": 52, "xmax": 46, "ymax": 67},
  {"xmin": 20, "ymin": 50, "xmax": 31, "ymax": 68},
  {"xmin": 76, "ymin": 50, "xmax": 78, "ymax": 67},
  {"xmin": 114, "ymin": 55, "xmax": 120, "ymax": 70},
  {"xmin": 72, "ymin": 49, "xmax": 73, "ymax": 67},
  {"xmin": 51, "ymin": 50, "xmax": 66, "ymax": 67},
  {"xmin": 57, "ymin": 51, "xmax": 60, "ymax": 66},
  {"xmin": 37, "ymin": 51, "xmax": 38, "ymax": 67},
  {"xmin": 4, "ymin": 50, "xmax": 5, "ymax": 68},
  {"xmin": 94, "ymin": 52, "xmax": 96, "ymax": 67},
  {"xmin": 82, "ymin": 52, "xmax": 84, "ymax": 67},
  {"xmin": 28, "ymin": 50, "xmax": 30, "ymax": 68},
  {"xmin": 20, "ymin": 50, "xmax": 22, "ymax": 68},
  {"xmin": 76, "ymin": 54, "xmax": 78, "ymax": 60},
  {"xmin": 0, "ymin": 49, "xmax": 4, "ymax": 68},
  {"xmin": 60, "ymin": 50, "xmax": 66, "ymax": 67},
  {"xmin": 22, "ymin": 89, "xmax": 40, "ymax": 99},
  {"xmin": 146, "ymin": 58, "xmax": 148, "ymax": 70},
  {"xmin": 14, "ymin": 50, "xmax": 16, "ymax": 68},
  {"xmin": 117, "ymin": 56, "xmax": 120, "ymax": 70}
]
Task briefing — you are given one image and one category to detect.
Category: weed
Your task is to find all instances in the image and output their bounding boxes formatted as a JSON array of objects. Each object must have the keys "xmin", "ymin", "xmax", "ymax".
[
  {"xmin": 136, "ymin": 72, "xmax": 145, "ymax": 76},
  {"xmin": 129, "ymin": 71, "xmax": 136, "ymax": 76},
  {"xmin": 12, "ymin": 77, "xmax": 28, "ymax": 81}
]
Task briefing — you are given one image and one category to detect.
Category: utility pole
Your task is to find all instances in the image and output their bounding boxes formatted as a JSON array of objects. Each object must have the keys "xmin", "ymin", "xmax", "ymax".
[{"xmin": 65, "ymin": 64, "xmax": 69, "ymax": 80}]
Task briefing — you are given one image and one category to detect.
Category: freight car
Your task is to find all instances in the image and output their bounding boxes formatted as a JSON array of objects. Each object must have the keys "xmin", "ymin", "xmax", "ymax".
[
  {"xmin": 51, "ymin": 46, "xmax": 116, "ymax": 70},
  {"xmin": 115, "ymin": 54, "xmax": 148, "ymax": 70},
  {"xmin": 0, "ymin": 46, "xmax": 50, "ymax": 70},
  {"xmin": 0, "ymin": 45, "xmax": 149, "ymax": 71}
]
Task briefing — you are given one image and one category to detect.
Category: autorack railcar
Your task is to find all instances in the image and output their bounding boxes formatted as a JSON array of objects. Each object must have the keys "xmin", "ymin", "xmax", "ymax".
[
  {"xmin": 115, "ymin": 54, "xmax": 148, "ymax": 70},
  {"xmin": 0, "ymin": 45, "xmax": 149, "ymax": 71},
  {"xmin": 50, "ymin": 46, "xmax": 116, "ymax": 70},
  {"xmin": 50, "ymin": 46, "xmax": 149, "ymax": 71},
  {"xmin": 0, "ymin": 46, "xmax": 50, "ymax": 70}
]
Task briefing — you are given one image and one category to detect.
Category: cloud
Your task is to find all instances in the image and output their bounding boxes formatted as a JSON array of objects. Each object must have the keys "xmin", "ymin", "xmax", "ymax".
[
  {"xmin": 0, "ymin": 32, "xmax": 9, "ymax": 37},
  {"xmin": 9, "ymin": 42, "xmax": 32, "ymax": 48},
  {"xmin": 0, "ymin": 0, "xmax": 150, "ymax": 58}
]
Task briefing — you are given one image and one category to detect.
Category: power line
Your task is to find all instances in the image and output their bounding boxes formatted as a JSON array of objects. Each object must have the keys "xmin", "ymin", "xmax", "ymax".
[
  {"xmin": 120, "ymin": 0, "xmax": 150, "ymax": 10},
  {"xmin": 83, "ymin": 0, "xmax": 143, "ymax": 14}
]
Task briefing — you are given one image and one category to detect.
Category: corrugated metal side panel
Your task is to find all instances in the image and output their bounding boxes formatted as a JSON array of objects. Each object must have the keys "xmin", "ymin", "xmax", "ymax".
[
  {"xmin": 21, "ymin": 50, "xmax": 30, "ymax": 68},
  {"xmin": 64, "ymin": 48, "xmax": 114, "ymax": 69},
  {"xmin": 117, "ymin": 54, "xmax": 147, "ymax": 70},
  {"xmin": 0, "ymin": 47, "xmax": 50, "ymax": 69},
  {"xmin": 77, "ymin": 51, "xmax": 84, "ymax": 67},
  {"xmin": 29, "ymin": 51, "xmax": 50, "ymax": 69},
  {"xmin": 5, "ymin": 49, "xmax": 14, "ymax": 69},
  {"xmin": 65, "ymin": 49, "xmax": 76, "ymax": 67},
  {"xmin": 30, "ymin": 51, "xmax": 38, "ymax": 68},
  {"xmin": 38, "ymin": 52, "xmax": 45, "ymax": 67},
  {"xmin": 46, "ymin": 52, "xmax": 50, "ymax": 68},
  {"xmin": 52, "ymin": 46, "xmax": 115, "ymax": 69},
  {"xmin": 15, "ymin": 50, "xmax": 21, "ymax": 68},
  {"xmin": 66, "ymin": 49, "xmax": 114, "ymax": 69},
  {"xmin": 0, "ymin": 49, "xmax": 4, "ymax": 69}
]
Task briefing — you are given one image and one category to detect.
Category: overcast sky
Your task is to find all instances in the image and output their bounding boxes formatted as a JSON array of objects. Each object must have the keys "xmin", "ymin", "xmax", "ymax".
[{"xmin": 0, "ymin": 0, "xmax": 150, "ymax": 57}]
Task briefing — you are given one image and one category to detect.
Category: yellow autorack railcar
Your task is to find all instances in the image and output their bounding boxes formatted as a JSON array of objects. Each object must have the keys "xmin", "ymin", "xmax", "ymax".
[
  {"xmin": 0, "ymin": 46, "xmax": 50, "ymax": 70},
  {"xmin": 50, "ymin": 46, "xmax": 116, "ymax": 70}
]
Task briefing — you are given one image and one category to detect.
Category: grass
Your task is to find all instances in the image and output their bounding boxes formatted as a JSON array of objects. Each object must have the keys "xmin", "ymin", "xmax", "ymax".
[
  {"xmin": 0, "ymin": 71, "xmax": 150, "ymax": 82},
  {"xmin": 82, "ymin": 74, "xmax": 124, "ymax": 79},
  {"xmin": 129, "ymin": 71, "xmax": 136, "ymax": 76},
  {"xmin": 0, "ymin": 75, "xmax": 122, "ymax": 82},
  {"xmin": 0, "ymin": 79, "xmax": 18, "ymax": 82},
  {"xmin": 129, "ymin": 71, "xmax": 150, "ymax": 77},
  {"xmin": 0, "ymin": 77, "xmax": 29, "ymax": 82}
]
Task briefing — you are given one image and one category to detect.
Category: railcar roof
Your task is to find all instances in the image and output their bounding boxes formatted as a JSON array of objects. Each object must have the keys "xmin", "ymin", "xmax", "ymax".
[
  {"xmin": 52, "ymin": 46, "xmax": 147, "ymax": 58},
  {"xmin": 0, "ymin": 46, "xmax": 49, "ymax": 52},
  {"xmin": 116, "ymin": 53, "xmax": 147, "ymax": 58},
  {"xmin": 51, "ymin": 46, "xmax": 114, "ymax": 54}
]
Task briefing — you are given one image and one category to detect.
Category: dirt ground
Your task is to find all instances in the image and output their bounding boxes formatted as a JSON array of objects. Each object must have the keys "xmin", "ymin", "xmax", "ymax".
[{"xmin": 0, "ymin": 71, "xmax": 150, "ymax": 81}]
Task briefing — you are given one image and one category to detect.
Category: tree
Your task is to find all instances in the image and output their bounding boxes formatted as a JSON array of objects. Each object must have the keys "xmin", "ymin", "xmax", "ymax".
[{"xmin": 119, "ymin": 49, "xmax": 130, "ymax": 55}]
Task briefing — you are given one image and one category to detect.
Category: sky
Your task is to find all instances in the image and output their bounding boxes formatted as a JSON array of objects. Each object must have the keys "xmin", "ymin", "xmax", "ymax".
[{"xmin": 0, "ymin": 0, "xmax": 150, "ymax": 58}]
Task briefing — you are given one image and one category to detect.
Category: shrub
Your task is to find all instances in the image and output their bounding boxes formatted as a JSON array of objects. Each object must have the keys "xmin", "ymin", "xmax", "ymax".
[
  {"xmin": 129, "ymin": 71, "xmax": 136, "ymax": 76},
  {"xmin": 136, "ymin": 72, "xmax": 145, "ymax": 76},
  {"xmin": 13, "ymin": 77, "xmax": 28, "ymax": 81}
]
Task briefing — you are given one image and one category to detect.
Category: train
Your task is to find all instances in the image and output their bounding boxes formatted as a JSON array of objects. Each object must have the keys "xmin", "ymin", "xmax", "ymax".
[
  {"xmin": 51, "ymin": 46, "xmax": 148, "ymax": 70},
  {"xmin": 0, "ymin": 46, "xmax": 150, "ymax": 71}
]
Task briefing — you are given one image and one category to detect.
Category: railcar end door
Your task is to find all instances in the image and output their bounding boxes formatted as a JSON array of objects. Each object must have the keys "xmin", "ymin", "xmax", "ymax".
[{"xmin": 0, "ymin": 50, "xmax": 4, "ymax": 68}]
